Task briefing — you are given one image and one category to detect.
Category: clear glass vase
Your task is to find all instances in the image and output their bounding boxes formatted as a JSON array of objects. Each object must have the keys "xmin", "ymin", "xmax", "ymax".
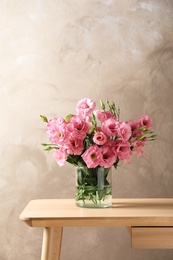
[{"xmin": 75, "ymin": 166, "xmax": 112, "ymax": 208}]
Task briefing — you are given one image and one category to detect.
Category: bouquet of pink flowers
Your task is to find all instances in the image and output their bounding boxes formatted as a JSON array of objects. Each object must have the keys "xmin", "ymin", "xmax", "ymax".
[{"xmin": 40, "ymin": 98, "xmax": 157, "ymax": 169}]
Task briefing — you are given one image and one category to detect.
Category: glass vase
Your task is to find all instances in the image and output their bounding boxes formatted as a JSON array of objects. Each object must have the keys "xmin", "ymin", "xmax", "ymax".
[{"xmin": 75, "ymin": 166, "xmax": 112, "ymax": 208}]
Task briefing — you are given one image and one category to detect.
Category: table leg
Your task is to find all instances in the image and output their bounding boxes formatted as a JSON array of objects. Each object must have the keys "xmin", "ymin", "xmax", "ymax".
[{"xmin": 41, "ymin": 227, "xmax": 63, "ymax": 260}]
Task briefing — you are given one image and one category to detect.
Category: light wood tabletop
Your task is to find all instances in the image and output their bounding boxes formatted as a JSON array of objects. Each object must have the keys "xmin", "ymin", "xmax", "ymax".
[{"xmin": 20, "ymin": 198, "xmax": 173, "ymax": 260}]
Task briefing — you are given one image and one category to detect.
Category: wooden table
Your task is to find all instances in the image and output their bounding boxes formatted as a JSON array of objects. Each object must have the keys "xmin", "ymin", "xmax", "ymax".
[{"xmin": 20, "ymin": 198, "xmax": 173, "ymax": 260}]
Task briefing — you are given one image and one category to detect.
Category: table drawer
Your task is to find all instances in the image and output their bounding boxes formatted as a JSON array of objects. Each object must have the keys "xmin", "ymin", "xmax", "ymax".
[{"xmin": 131, "ymin": 227, "xmax": 173, "ymax": 249}]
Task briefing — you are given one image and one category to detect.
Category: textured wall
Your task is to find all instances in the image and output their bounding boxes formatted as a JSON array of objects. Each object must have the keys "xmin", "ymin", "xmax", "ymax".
[{"xmin": 0, "ymin": 0, "xmax": 173, "ymax": 259}]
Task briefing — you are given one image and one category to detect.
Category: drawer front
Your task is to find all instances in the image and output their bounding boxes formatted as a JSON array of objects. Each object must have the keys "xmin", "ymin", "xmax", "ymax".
[{"xmin": 131, "ymin": 227, "xmax": 173, "ymax": 249}]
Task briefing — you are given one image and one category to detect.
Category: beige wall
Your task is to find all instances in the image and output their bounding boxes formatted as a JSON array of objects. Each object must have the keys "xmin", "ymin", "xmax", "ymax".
[{"xmin": 0, "ymin": 0, "xmax": 173, "ymax": 259}]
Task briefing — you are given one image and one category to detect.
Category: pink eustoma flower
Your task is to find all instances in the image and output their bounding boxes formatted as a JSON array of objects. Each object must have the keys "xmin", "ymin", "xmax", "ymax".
[
  {"xmin": 81, "ymin": 145, "xmax": 101, "ymax": 168},
  {"xmin": 117, "ymin": 122, "xmax": 132, "ymax": 141},
  {"xmin": 46, "ymin": 117, "xmax": 66, "ymax": 135},
  {"xmin": 93, "ymin": 131, "xmax": 108, "ymax": 145},
  {"xmin": 66, "ymin": 134, "xmax": 84, "ymax": 155},
  {"xmin": 116, "ymin": 141, "xmax": 132, "ymax": 161},
  {"xmin": 100, "ymin": 145, "xmax": 117, "ymax": 168},
  {"xmin": 53, "ymin": 148, "xmax": 68, "ymax": 167},
  {"xmin": 101, "ymin": 118, "xmax": 119, "ymax": 136},
  {"xmin": 94, "ymin": 110, "xmax": 116, "ymax": 122},
  {"xmin": 126, "ymin": 119, "xmax": 139, "ymax": 132},
  {"xmin": 76, "ymin": 98, "xmax": 96, "ymax": 117},
  {"xmin": 68, "ymin": 115, "xmax": 90, "ymax": 139},
  {"xmin": 138, "ymin": 115, "xmax": 152, "ymax": 130},
  {"xmin": 132, "ymin": 140, "xmax": 145, "ymax": 156},
  {"xmin": 127, "ymin": 119, "xmax": 145, "ymax": 141},
  {"xmin": 46, "ymin": 117, "xmax": 69, "ymax": 145}
]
